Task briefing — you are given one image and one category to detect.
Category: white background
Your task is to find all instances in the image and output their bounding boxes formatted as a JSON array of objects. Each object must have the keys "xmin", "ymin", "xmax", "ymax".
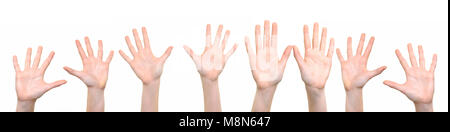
[{"xmin": 0, "ymin": 0, "xmax": 447, "ymax": 112}]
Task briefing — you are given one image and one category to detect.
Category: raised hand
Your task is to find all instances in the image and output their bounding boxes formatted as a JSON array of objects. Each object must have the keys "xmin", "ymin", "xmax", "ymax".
[
  {"xmin": 184, "ymin": 24, "xmax": 237, "ymax": 112},
  {"xmin": 336, "ymin": 34, "xmax": 386, "ymax": 112},
  {"xmin": 13, "ymin": 46, "xmax": 67, "ymax": 112},
  {"xmin": 384, "ymin": 44, "xmax": 437, "ymax": 112},
  {"xmin": 119, "ymin": 27, "xmax": 173, "ymax": 112},
  {"xmin": 64, "ymin": 37, "xmax": 114, "ymax": 112},
  {"xmin": 293, "ymin": 23, "xmax": 334, "ymax": 112},
  {"xmin": 245, "ymin": 20, "xmax": 293, "ymax": 112}
]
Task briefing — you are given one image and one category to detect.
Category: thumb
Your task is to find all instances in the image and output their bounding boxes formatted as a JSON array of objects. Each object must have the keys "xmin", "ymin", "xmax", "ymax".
[
  {"xmin": 160, "ymin": 46, "xmax": 173, "ymax": 62},
  {"xmin": 63, "ymin": 66, "xmax": 84, "ymax": 79},
  {"xmin": 45, "ymin": 80, "xmax": 67, "ymax": 92},
  {"xmin": 383, "ymin": 80, "xmax": 404, "ymax": 92},
  {"xmin": 368, "ymin": 66, "xmax": 387, "ymax": 79}
]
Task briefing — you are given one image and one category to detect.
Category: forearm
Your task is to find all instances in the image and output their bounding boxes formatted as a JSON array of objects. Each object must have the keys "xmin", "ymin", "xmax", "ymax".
[
  {"xmin": 201, "ymin": 77, "xmax": 221, "ymax": 112},
  {"xmin": 305, "ymin": 85, "xmax": 327, "ymax": 112},
  {"xmin": 414, "ymin": 102, "xmax": 433, "ymax": 112},
  {"xmin": 87, "ymin": 87, "xmax": 105, "ymax": 112},
  {"xmin": 252, "ymin": 85, "xmax": 276, "ymax": 112},
  {"xmin": 16, "ymin": 100, "xmax": 36, "ymax": 112},
  {"xmin": 345, "ymin": 88, "xmax": 363, "ymax": 112},
  {"xmin": 142, "ymin": 79, "xmax": 160, "ymax": 112}
]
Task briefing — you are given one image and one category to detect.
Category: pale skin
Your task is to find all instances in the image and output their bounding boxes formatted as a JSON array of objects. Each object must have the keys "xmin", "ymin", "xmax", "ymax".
[
  {"xmin": 245, "ymin": 20, "xmax": 293, "ymax": 112},
  {"xmin": 13, "ymin": 46, "xmax": 67, "ymax": 112},
  {"xmin": 184, "ymin": 24, "xmax": 238, "ymax": 112},
  {"xmin": 336, "ymin": 34, "xmax": 386, "ymax": 112},
  {"xmin": 64, "ymin": 37, "xmax": 114, "ymax": 112},
  {"xmin": 293, "ymin": 23, "xmax": 334, "ymax": 112},
  {"xmin": 384, "ymin": 44, "xmax": 437, "ymax": 112},
  {"xmin": 119, "ymin": 27, "xmax": 173, "ymax": 112}
]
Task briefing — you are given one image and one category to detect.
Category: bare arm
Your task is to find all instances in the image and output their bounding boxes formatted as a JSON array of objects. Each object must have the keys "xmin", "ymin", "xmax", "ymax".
[
  {"xmin": 119, "ymin": 27, "xmax": 173, "ymax": 112},
  {"xmin": 293, "ymin": 23, "xmax": 334, "ymax": 112},
  {"xmin": 245, "ymin": 21, "xmax": 292, "ymax": 112},
  {"xmin": 336, "ymin": 34, "xmax": 386, "ymax": 112},
  {"xmin": 64, "ymin": 37, "xmax": 113, "ymax": 112},
  {"xmin": 184, "ymin": 24, "xmax": 237, "ymax": 112}
]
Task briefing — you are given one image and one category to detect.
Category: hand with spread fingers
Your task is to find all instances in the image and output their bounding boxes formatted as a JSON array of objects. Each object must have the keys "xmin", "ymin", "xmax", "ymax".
[
  {"xmin": 245, "ymin": 20, "xmax": 293, "ymax": 112},
  {"xmin": 64, "ymin": 37, "xmax": 114, "ymax": 112},
  {"xmin": 293, "ymin": 23, "xmax": 334, "ymax": 112},
  {"xmin": 384, "ymin": 44, "xmax": 437, "ymax": 112},
  {"xmin": 13, "ymin": 46, "xmax": 67, "ymax": 112},
  {"xmin": 184, "ymin": 24, "xmax": 237, "ymax": 112},
  {"xmin": 119, "ymin": 27, "xmax": 173, "ymax": 112},
  {"xmin": 336, "ymin": 34, "xmax": 386, "ymax": 112}
]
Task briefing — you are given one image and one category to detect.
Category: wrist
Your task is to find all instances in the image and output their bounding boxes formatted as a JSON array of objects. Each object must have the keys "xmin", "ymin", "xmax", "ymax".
[
  {"xmin": 305, "ymin": 85, "xmax": 325, "ymax": 98},
  {"xmin": 252, "ymin": 85, "xmax": 277, "ymax": 112},
  {"xmin": 200, "ymin": 76, "xmax": 221, "ymax": 112},
  {"xmin": 88, "ymin": 87, "xmax": 105, "ymax": 96},
  {"xmin": 345, "ymin": 88, "xmax": 363, "ymax": 112},
  {"xmin": 142, "ymin": 77, "xmax": 161, "ymax": 86},
  {"xmin": 304, "ymin": 85, "xmax": 327, "ymax": 112},
  {"xmin": 16, "ymin": 100, "xmax": 36, "ymax": 112},
  {"xmin": 256, "ymin": 85, "xmax": 277, "ymax": 98},
  {"xmin": 141, "ymin": 79, "xmax": 160, "ymax": 112},
  {"xmin": 414, "ymin": 102, "xmax": 433, "ymax": 112},
  {"xmin": 87, "ymin": 87, "xmax": 105, "ymax": 112}
]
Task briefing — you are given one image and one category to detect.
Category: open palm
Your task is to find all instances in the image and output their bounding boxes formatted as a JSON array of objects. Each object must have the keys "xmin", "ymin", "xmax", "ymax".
[{"xmin": 13, "ymin": 46, "xmax": 66, "ymax": 101}]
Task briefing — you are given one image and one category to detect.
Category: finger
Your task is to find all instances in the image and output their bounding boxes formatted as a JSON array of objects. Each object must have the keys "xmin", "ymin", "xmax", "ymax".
[
  {"xmin": 395, "ymin": 49, "xmax": 409, "ymax": 71},
  {"xmin": 63, "ymin": 66, "xmax": 84, "ymax": 78},
  {"xmin": 327, "ymin": 38, "xmax": 335, "ymax": 58},
  {"xmin": 125, "ymin": 36, "xmax": 138, "ymax": 57},
  {"xmin": 98, "ymin": 40, "xmax": 103, "ymax": 61},
  {"xmin": 206, "ymin": 24, "xmax": 212, "ymax": 48},
  {"xmin": 142, "ymin": 27, "xmax": 152, "ymax": 53},
  {"xmin": 369, "ymin": 66, "xmax": 387, "ymax": 79},
  {"xmin": 303, "ymin": 25, "xmax": 311, "ymax": 50},
  {"xmin": 293, "ymin": 46, "xmax": 304, "ymax": 69},
  {"xmin": 347, "ymin": 37, "xmax": 353, "ymax": 58},
  {"xmin": 45, "ymin": 80, "xmax": 67, "ymax": 92},
  {"xmin": 363, "ymin": 37, "xmax": 375, "ymax": 61},
  {"xmin": 279, "ymin": 46, "xmax": 293, "ymax": 71},
  {"xmin": 245, "ymin": 36, "xmax": 256, "ymax": 69},
  {"xmin": 336, "ymin": 48, "xmax": 345, "ymax": 63},
  {"xmin": 255, "ymin": 25, "xmax": 262, "ymax": 54},
  {"xmin": 183, "ymin": 45, "xmax": 199, "ymax": 64},
  {"xmin": 32, "ymin": 46, "xmax": 43, "ymax": 70},
  {"xmin": 225, "ymin": 43, "xmax": 238, "ymax": 63},
  {"xmin": 418, "ymin": 45, "xmax": 425, "ymax": 69},
  {"xmin": 13, "ymin": 56, "xmax": 21, "ymax": 72},
  {"xmin": 383, "ymin": 80, "xmax": 404, "ymax": 92},
  {"xmin": 25, "ymin": 47, "xmax": 31, "ymax": 70},
  {"xmin": 84, "ymin": 37, "xmax": 94, "ymax": 57},
  {"xmin": 105, "ymin": 51, "xmax": 114, "ymax": 64},
  {"xmin": 429, "ymin": 54, "xmax": 437, "ymax": 72},
  {"xmin": 312, "ymin": 23, "xmax": 319, "ymax": 49},
  {"xmin": 356, "ymin": 33, "xmax": 366, "ymax": 55},
  {"xmin": 407, "ymin": 43, "xmax": 418, "ymax": 67},
  {"xmin": 221, "ymin": 30, "xmax": 230, "ymax": 52},
  {"xmin": 263, "ymin": 20, "xmax": 270, "ymax": 50},
  {"xmin": 319, "ymin": 27, "xmax": 327, "ymax": 53},
  {"xmin": 39, "ymin": 51, "xmax": 55, "ymax": 74},
  {"xmin": 271, "ymin": 22, "xmax": 278, "ymax": 48},
  {"xmin": 160, "ymin": 46, "xmax": 173, "ymax": 62},
  {"xmin": 213, "ymin": 25, "xmax": 223, "ymax": 47},
  {"xmin": 119, "ymin": 50, "xmax": 132, "ymax": 63},
  {"xmin": 132, "ymin": 28, "xmax": 143, "ymax": 52},
  {"xmin": 76, "ymin": 40, "xmax": 87, "ymax": 61}
]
